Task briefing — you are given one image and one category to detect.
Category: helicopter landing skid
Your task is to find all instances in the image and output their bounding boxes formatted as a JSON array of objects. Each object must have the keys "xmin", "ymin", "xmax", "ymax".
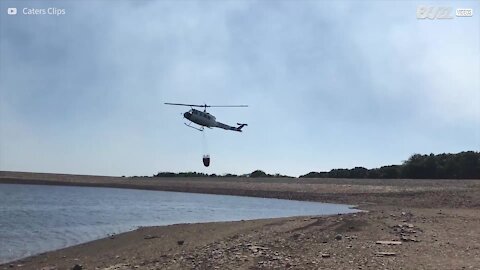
[{"xmin": 184, "ymin": 122, "xmax": 204, "ymax": 131}]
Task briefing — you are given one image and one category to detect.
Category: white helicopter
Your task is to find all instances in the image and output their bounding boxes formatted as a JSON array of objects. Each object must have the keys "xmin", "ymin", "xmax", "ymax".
[{"xmin": 165, "ymin": 103, "xmax": 248, "ymax": 132}]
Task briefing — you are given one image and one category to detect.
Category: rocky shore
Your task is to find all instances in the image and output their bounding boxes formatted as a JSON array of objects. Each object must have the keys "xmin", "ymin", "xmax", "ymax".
[{"xmin": 1, "ymin": 171, "xmax": 479, "ymax": 269}]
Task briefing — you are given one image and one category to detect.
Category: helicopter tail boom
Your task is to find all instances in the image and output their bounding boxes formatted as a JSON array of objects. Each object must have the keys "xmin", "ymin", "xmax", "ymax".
[{"xmin": 215, "ymin": 122, "xmax": 248, "ymax": 132}]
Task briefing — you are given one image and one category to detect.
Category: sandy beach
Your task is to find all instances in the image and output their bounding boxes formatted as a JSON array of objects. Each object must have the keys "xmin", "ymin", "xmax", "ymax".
[{"xmin": 1, "ymin": 171, "xmax": 479, "ymax": 269}]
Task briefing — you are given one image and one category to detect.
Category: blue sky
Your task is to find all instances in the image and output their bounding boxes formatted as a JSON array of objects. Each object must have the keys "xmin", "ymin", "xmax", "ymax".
[{"xmin": 0, "ymin": 1, "xmax": 479, "ymax": 177}]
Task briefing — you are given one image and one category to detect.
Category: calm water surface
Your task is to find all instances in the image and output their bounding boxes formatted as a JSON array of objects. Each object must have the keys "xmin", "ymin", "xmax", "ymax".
[{"xmin": 0, "ymin": 183, "xmax": 358, "ymax": 263}]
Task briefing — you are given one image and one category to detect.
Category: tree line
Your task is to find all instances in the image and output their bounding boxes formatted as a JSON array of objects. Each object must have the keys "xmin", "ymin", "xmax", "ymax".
[
  {"xmin": 300, "ymin": 151, "xmax": 480, "ymax": 179},
  {"xmin": 148, "ymin": 151, "xmax": 479, "ymax": 179},
  {"xmin": 152, "ymin": 170, "xmax": 292, "ymax": 178}
]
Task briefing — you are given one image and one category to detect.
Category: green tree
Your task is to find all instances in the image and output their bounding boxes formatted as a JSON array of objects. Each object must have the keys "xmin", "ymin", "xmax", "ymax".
[{"xmin": 250, "ymin": 170, "xmax": 269, "ymax": 178}]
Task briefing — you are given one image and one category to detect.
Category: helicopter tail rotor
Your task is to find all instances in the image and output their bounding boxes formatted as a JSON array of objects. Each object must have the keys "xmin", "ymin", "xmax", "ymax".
[{"xmin": 236, "ymin": 123, "xmax": 248, "ymax": 132}]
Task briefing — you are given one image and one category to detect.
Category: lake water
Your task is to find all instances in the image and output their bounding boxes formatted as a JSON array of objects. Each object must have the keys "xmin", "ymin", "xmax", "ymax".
[{"xmin": 0, "ymin": 183, "xmax": 358, "ymax": 264}]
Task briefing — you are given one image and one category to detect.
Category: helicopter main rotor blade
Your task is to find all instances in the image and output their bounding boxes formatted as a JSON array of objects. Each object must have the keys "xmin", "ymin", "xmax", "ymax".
[
  {"xmin": 205, "ymin": 105, "xmax": 248, "ymax": 107},
  {"xmin": 165, "ymin": 103, "xmax": 248, "ymax": 108},
  {"xmin": 164, "ymin": 103, "xmax": 205, "ymax": 107}
]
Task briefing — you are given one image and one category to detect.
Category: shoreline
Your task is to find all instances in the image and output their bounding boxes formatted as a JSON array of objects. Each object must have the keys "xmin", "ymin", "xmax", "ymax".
[
  {"xmin": 0, "ymin": 182, "xmax": 360, "ymax": 266},
  {"xmin": 1, "ymin": 172, "xmax": 480, "ymax": 269},
  {"xmin": 0, "ymin": 213, "xmax": 357, "ymax": 266}
]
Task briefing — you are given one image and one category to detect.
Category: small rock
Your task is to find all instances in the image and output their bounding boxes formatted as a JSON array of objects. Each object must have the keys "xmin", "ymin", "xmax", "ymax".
[
  {"xmin": 335, "ymin": 234, "xmax": 343, "ymax": 240},
  {"xmin": 72, "ymin": 265, "xmax": 83, "ymax": 270},
  {"xmin": 293, "ymin": 233, "xmax": 303, "ymax": 239},
  {"xmin": 321, "ymin": 253, "xmax": 331, "ymax": 258},
  {"xmin": 177, "ymin": 240, "xmax": 185, "ymax": 245}
]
